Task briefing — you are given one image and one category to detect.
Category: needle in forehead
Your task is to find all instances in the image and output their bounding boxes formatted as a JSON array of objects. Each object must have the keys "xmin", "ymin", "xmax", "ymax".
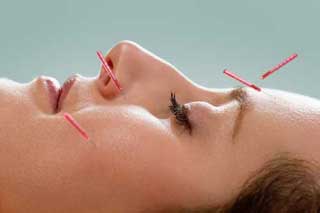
[
  {"xmin": 261, "ymin": 53, "xmax": 298, "ymax": 79},
  {"xmin": 96, "ymin": 50, "xmax": 122, "ymax": 92},
  {"xmin": 223, "ymin": 69, "xmax": 262, "ymax": 92}
]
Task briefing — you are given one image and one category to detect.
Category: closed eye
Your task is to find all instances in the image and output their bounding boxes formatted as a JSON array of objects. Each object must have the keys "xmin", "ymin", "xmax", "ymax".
[
  {"xmin": 168, "ymin": 92, "xmax": 192, "ymax": 135},
  {"xmin": 169, "ymin": 86, "xmax": 251, "ymax": 138}
]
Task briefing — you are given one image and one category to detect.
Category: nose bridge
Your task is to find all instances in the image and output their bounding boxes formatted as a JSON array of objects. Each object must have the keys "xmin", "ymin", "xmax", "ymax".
[
  {"xmin": 109, "ymin": 40, "xmax": 181, "ymax": 73},
  {"xmin": 102, "ymin": 41, "xmax": 204, "ymax": 105},
  {"xmin": 106, "ymin": 40, "xmax": 180, "ymax": 88},
  {"xmin": 106, "ymin": 40, "xmax": 151, "ymax": 71}
]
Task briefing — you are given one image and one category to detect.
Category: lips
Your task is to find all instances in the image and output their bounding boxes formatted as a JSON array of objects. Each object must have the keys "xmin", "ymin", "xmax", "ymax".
[
  {"xmin": 56, "ymin": 76, "xmax": 77, "ymax": 112},
  {"xmin": 44, "ymin": 75, "xmax": 77, "ymax": 113},
  {"xmin": 44, "ymin": 78, "xmax": 61, "ymax": 113}
]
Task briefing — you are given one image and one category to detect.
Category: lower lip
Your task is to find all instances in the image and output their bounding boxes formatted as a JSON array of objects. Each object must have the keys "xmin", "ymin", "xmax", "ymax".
[{"xmin": 45, "ymin": 79, "xmax": 61, "ymax": 113}]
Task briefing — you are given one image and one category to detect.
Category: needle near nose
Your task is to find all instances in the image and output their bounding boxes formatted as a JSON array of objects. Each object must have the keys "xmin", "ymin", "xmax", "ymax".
[{"xmin": 96, "ymin": 51, "xmax": 122, "ymax": 92}]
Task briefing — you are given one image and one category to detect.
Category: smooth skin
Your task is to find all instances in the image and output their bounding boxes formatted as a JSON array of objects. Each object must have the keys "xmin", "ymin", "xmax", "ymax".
[{"xmin": 0, "ymin": 40, "xmax": 320, "ymax": 212}]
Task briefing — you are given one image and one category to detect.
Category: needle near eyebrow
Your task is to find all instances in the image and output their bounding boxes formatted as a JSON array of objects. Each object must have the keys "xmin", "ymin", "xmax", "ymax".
[
  {"xmin": 96, "ymin": 50, "xmax": 122, "ymax": 92},
  {"xmin": 261, "ymin": 53, "xmax": 298, "ymax": 79},
  {"xmin": 223, "ymin": 69, "xmax": 261, "ymax": 92}
]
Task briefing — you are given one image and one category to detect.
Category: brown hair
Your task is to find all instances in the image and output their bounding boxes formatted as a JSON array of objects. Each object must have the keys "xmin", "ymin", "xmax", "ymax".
[{"xmin": 152, "ymin": 153, "xmax": 320, "ymax": 213}]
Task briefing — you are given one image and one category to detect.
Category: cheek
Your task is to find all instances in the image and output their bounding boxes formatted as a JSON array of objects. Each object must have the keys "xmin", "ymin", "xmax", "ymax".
[
  {"xmin": 72, "ymin": 109, "xmax": 202, "ymax": 208},
  {"xmin": 77, "ymin": 106, "xmax": 243, "ymax": 207}
]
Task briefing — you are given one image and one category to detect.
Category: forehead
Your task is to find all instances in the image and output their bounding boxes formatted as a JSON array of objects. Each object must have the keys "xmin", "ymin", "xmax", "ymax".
[
  {"xmin": 255, "ymin": 88, "xmax": 320, "ymax": 114},
  {"xmin": 233, "ymin": 88, "xmax": 320, "ymax": 142}
]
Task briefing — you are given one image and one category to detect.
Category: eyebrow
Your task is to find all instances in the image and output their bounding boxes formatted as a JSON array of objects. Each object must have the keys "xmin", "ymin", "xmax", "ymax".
[{"xmin": 229, "ymin": 86, "xmax": 251, "ymax": 142}]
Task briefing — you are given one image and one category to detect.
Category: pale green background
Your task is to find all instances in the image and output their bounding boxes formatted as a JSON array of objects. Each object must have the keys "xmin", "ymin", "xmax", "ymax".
[{"xmin": 0, "ymin": 0, "xmax": 319, "ymax": 98}]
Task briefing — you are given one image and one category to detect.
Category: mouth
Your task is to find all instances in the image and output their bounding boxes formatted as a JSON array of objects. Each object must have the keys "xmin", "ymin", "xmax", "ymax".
[
  {"xmin": 56, "ymin": 75, "xmax": 77, "ymax": 112},
  {"xmin": 44, "ymin": 75, "xmax": 77, "ymax": 113}
]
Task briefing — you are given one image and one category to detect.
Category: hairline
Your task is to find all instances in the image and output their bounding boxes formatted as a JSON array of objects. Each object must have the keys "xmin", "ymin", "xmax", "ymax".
[{"xmin": 149, "ymin": 152, "xmax": 320, "ymax": 213}]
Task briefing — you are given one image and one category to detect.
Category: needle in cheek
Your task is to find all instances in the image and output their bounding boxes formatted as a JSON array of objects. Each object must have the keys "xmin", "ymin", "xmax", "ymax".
[
  {"xmin": 223, "ymin": 69, "xmax": 261, "ymax": 92},
  {"xmin": 96, "ymin": 50, "xmax": 122, "ymax": 92},
  {"xmin": 63, "ymin": 112, "xmax": 89, "ymax": 141}
]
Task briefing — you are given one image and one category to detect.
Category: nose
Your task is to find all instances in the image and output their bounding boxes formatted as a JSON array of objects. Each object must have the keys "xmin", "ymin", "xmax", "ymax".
[
  {"xmin": 97, "ymin": 40, "xmax": 162, "ymax": 98},
  {"xmin": 96, "ymin": 40, "xmax": 139, "ymax": 98},
  {"xmin": 96, "ymin": 40, "xmax": 197, "ymax": 102}
]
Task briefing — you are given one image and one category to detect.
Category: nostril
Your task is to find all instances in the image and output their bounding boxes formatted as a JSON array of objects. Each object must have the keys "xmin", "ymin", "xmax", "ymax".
[
  {"xmin": 97, "ymin": 55, "xmax": 114, "ymax": 85},
  {"xmin": 103, "ymin": 56, "xmax": 122, "ymax": 92},
  {"xmin": 106, "ymin": 57, "xmax": 113, "ymax": 70},
  {"xmin": 97, "ymin": 52, "xmax": 122, "ymax": 97}
]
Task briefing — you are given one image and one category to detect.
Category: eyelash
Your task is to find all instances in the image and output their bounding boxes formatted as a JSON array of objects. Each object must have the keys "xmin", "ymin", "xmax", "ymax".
[
  {"xmin": 168, "ymin": 92, "xmax": 192, "ymax": 135},
  {"xmin": 167, "ymin": 88, "xmax": 246, "ymax": 136}
]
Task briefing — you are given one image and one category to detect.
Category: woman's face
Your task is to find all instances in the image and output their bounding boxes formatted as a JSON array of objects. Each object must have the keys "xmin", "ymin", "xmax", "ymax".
[{"xmin": 1, "ymin": 41, "xmax": 320, "ymax": 212}]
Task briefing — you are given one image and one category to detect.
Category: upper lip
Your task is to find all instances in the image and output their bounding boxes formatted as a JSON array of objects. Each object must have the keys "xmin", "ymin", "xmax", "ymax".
[{"xmin": 55, "ymin": 75, "xmax": 78, "ymax": 113}]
